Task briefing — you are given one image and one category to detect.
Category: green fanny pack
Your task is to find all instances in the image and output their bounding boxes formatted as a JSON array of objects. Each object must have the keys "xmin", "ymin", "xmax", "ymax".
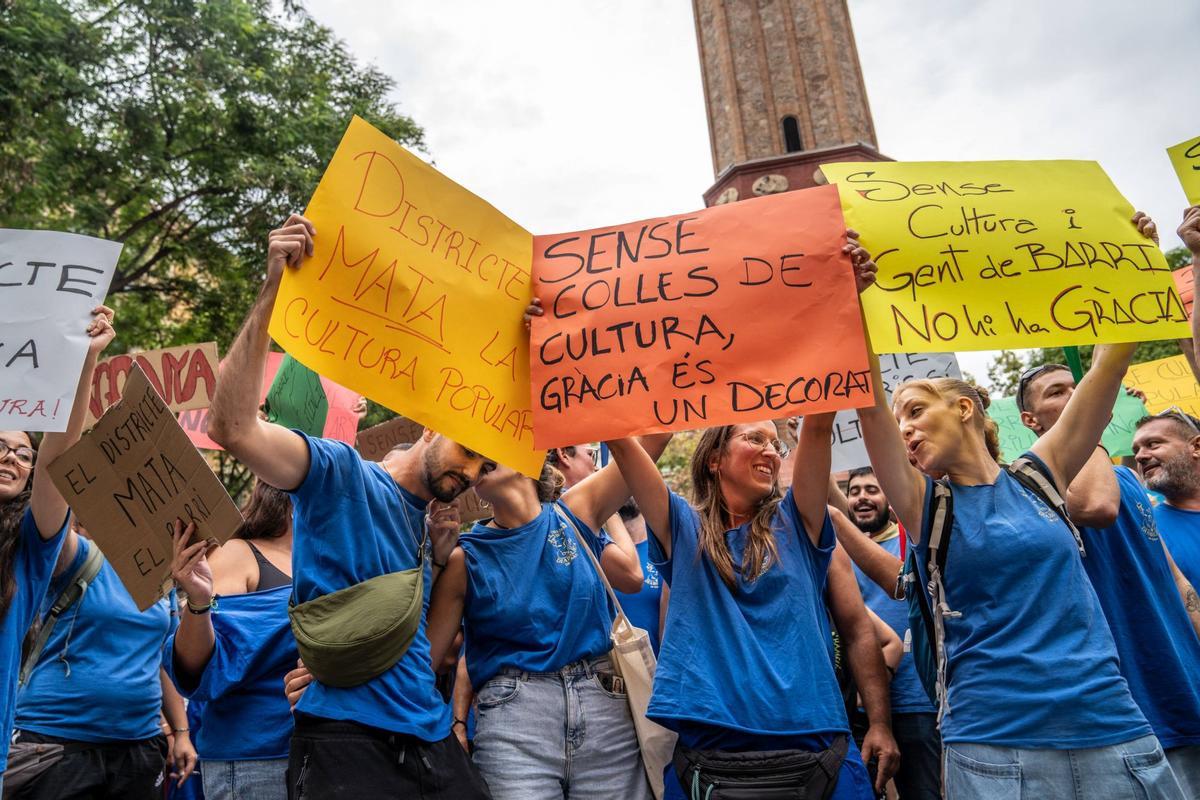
[{"xmin": 288, "ymin": 529, "xmax": 429, "ymax": 688}]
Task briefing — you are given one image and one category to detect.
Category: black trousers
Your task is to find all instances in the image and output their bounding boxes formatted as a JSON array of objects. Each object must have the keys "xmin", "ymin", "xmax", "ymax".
[
  {"xmin": 9, "ymin": 730, "xmax": 167, "ymax": 800},
  {"xmin": 287, "ymin": 715, "xmax": 492, "ymax": 799}
]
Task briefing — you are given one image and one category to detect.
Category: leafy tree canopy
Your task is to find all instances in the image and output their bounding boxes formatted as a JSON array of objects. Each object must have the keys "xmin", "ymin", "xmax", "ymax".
[{"xmin": 0, "ymin": 0, "xmax": 424, "ymax": 351}]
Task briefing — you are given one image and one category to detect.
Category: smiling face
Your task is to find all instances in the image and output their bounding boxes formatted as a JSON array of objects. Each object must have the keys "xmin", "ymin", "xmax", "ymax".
[
  {"xmin": 1132, "ymin": 418, "xmax": 1200, "ymax": 501},
  {"xmin": 420, "ymin": 435, "xmax": 497, "ymax": 502},
  {"xmin": 709, "ymin": 422, "xmax": 783, "ymax": 505},
  {"xmin": 846, "ymin": 471, "xmax": 890, "ymax": 534},
  {"xmin": 1019, "ymin": 368, "xmax": 1075, "ymax": 435},
  {"xmin": 0, "ymin": 431, "xmax": 34, "ymax": 503},
  {"xmin": 893, "ymin": 384, "xmax": 974, "ymax": 476}
]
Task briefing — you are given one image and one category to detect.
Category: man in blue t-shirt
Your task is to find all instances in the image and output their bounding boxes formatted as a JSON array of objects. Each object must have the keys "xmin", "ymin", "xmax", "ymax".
[
  {"xmin": 208, "ymin": 215, "xmax": 495, "ymax": 799},
  {"xmin": 1132, "ymin": 410, "xmax": 1200, "ymax": 594},
  {"xmin": 836, "ymin": 467, "xmax": 940, "ymax": 799},
  {"xmin": 1023, "ymin": 366, "xmax": 1200, "ymax": 797}
]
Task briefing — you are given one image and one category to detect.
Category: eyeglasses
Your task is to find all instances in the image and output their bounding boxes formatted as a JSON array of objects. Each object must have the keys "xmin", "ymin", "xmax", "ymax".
[
  {"xmin": 1150, "ymin": 406, "xmax": 1200, "ymax": 435},
  {"xmin": 733, "ymin": 430, "xmax": 789, "ymax": 458},
  {"xmin": 0, "ymin": 442, "xmax": 35, "ymax": 469},
  {"xmin": 1016, "ymin": 363, "xmax": 1070, "ymax": 413}
]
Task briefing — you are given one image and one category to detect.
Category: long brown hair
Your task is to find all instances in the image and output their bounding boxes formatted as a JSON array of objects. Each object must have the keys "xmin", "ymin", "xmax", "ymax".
[
  {"xmin": 0, "ymin": 433, "xmax": 37, "ymax": 620},
  {"xmin": 233, "ymin": 480, "xmax": 292, "ymax": 541},
  {"xmin": 688, "ymin": 425, "xmax": 782, "ymax": 589},
  {"xmin": 894, "ymin": 378, "xmax": 1002, "ymax": 463}
]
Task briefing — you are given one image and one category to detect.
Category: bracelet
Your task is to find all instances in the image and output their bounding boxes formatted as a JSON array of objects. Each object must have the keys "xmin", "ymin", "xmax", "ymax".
[
  {"xmin": 452, "ymin": 718, "xmax": 468, "ymax": 730},
  {"xmin": 186, "ymin": 596, "xmax": 216, "ymax": 615},
  {"xmin": 172, "ymin": 727, "xmax": 189, "ymax": 733},
  {"xmin": 433, "ymin": 560, "xmax": 447, "ymax": 570}
]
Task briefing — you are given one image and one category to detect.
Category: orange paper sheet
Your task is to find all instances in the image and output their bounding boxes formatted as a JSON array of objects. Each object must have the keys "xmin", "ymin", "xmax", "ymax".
[{"xmin": 529, "ymin": 185, "xmax": 872, "ymax": 447}]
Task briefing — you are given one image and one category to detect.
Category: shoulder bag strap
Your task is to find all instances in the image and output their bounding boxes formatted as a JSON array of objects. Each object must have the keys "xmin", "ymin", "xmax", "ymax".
[
  {"xmin": 924, "ymin": 479, "xmax": 959, "ymax": 726},
  {"xmin": 1008, "ymin": 456, "xmax": 1085, "ymax": 556},
  {"xmin": 19, "ymin": 543, "xmax": 105, "ymax": 685},
  {"xmin": 552, "ymin": 504, "xmax": 630, "ymax": 624}
]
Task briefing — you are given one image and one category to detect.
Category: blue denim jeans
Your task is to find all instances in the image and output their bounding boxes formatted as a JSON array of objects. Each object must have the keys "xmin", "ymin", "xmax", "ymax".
[
  {"xmin": 891, "ymin": 712, "xmax": 941, "ymax": 800},
  {"xmin": 202, "ymin": 757, "xmax": 288, "ymax": 800},
  {"xmin": 472, "ymin": 656, "xmax": 652, "ymax": 800},
  {"xmin": 1165, "ymin": 744, "xmax": 1200, "ymax": 800},
  {"xmin": 944, "ymin": 735, "xmax": 1184, "ymax": 799}
]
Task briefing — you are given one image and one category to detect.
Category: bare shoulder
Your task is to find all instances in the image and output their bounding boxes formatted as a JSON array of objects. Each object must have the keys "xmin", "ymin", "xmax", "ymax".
[{"xmin": 209, "ymin": 538, "xmax": 256, "ymax": 594}]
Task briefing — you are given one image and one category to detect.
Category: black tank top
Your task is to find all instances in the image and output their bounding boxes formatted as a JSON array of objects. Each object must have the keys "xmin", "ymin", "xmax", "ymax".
[{"xmin": 246, "ymin": 541, "xmax": 291, "ymax": 591}]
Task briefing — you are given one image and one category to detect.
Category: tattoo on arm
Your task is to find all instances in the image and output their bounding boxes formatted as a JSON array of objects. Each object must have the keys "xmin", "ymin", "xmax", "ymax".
[{"xmin": 1186, "ymin": 587, "xmax": 1200, "ymax": 613}]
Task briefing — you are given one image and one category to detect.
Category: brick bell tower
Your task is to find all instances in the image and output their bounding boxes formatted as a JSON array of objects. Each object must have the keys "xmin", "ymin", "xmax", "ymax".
[{"xmin": 693, "ymin": 0, "xmax": 889, "ymax": 206}]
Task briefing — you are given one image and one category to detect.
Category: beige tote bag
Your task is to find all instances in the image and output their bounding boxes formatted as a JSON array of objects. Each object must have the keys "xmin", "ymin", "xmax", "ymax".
[{"xmin": 556, "ymin": 506, "xmax": 678, "ymax": 800}]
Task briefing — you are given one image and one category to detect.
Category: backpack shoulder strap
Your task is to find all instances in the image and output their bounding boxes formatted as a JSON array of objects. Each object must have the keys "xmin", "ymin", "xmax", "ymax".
[
  {"xmin": 1008, "ymin": 456, "xmax": 1086, "ymax": 556},
  {"xmin": 925, "ymin": 479, "xmax": 954, "ymax": 575},
  {"xmin": 922, "ymin": 478, "xmax": 960, "ymax": 727},
  {"xmin": 19, "ymin": 543, "xmax": 105, "ymax": 685}
]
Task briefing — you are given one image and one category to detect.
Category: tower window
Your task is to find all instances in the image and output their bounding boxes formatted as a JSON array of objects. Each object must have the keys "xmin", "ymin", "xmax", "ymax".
[{"xmin": 782, "ymin": 116, "xmax": 803, "ymax": 153}]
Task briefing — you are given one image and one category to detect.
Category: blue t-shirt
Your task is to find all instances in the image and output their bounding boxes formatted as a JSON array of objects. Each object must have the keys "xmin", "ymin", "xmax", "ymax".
[
  {"xmin": 912, "ymin": 454, "xmax": 1151, "ymax": 748},
  {"xmin": 459, "ymin": 502, "xmax": 614, "ymax": 687},
  {"xmin": 647, "ymin": 490, "xmax": 847, "ymax": 738},
  {"xmin": 1154, "ymin": 503, "xmax": 1200, "ymax": 591},
  {"xmin": 0, "ymin": 509, "xmax": 67, "ymax": 771},
  {"xmin": 850, "ymin": 530, "xmax": 935, "ymax": 715},
  {"xmin": 1081, "ymin": 468, "xmax": 1200, "ymax": 748},
  {"xmin": 289, "ymin": 433, "xmax": 449, "ymax": 740},
  {"xmin": 165, "ymin": 583, "xmax": 297, "ymax": 760},
  {"xmin": 16, "ymin": 537, "xmax": 175, "ymax": 743},
  {"xmin": 614, "ymin": 538, "xmax": 663, "ymax": 654}
]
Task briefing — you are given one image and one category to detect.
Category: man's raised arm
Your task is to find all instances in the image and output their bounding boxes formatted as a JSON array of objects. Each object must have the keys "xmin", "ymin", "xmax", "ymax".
[{"xmin": 208, "ymin": 215, "xmax": 315, "ymax": 490}]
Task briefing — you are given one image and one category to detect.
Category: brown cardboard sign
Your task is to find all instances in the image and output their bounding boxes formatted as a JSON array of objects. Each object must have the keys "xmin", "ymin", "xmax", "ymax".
[
  {"xmin": 86, "ymin": 342, "xmax": 219, "ymax": 426},
  {"xmin": 49, "ymin": 364, "xmax": 242, "ymax": 610},
  {"xmin": 355, "ymin": 416, "xmax": 493, "ymax": 523}
]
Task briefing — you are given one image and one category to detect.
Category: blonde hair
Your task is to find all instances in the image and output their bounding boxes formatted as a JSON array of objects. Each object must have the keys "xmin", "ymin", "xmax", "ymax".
[
  {"xmin": 536, "ymin": 461, "xmax": 566, "ymax": 503},
  {"xmin": 688, "ymin": 426, "xmax": 782, "ymax": 589},
  {"xmin": 893, "ymin": 378, "xmax": 1001, "ymax": 463}
]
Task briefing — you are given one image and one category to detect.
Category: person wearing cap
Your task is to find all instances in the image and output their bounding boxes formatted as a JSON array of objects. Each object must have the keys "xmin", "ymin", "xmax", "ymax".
[{"xmin": 1023, "ymin": 365, "xmax": 1200, "ymax": 797}]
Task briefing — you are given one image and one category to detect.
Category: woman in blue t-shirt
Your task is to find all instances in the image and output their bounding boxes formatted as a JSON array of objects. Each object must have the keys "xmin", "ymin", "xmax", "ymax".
[
  {"xmin": 426, "ymin": 440, "xmax": 667, "ymax": 800},
  {"xmin": 0, "ymin": 305, "xmax": 118, "ymax": 796},
  {"xmin": 607, "ymin": 414, "xmax": 892, "ymax": 800},
  {"xmin": 168, "ymin": 479, "xmax": 297, "ymax": 800},
  {"xmin": 855, "ymin": 334, "xmax": 1183, "ymax": 793}
]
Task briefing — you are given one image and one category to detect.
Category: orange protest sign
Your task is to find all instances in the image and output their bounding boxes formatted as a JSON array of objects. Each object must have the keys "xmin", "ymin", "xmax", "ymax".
[
  {"xmin": 1174, "ymin": 266, "xmax": 1194, "ymax": 320},
  {"xmin": 529, "ymin": 185, "xmax": 872, "ymax": 447}
]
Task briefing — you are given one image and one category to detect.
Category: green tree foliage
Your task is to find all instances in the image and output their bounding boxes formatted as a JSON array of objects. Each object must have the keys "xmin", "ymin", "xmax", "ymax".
[
  {"xmin": 986, "ymin": 246, "xmax": 1194, "ymax": 396},
  {"xmin": 0, "ymin": 0, "xmax": 424, "ymax": 351}
]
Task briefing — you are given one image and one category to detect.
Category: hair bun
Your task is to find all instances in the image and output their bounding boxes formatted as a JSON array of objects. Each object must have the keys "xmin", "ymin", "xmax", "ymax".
[{"xmin": 970, "ymin": 383, "xmax": 992, "ymax": 410}]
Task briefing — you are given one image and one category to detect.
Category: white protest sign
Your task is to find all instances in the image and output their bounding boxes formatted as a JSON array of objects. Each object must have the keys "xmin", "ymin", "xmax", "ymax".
[
  {"xmin": 825, "ymin": 352, "xmax": 962, "ymax": 471},
  {"xmin": 0, "ymin": 229, "xmax": 121, "ymax": 431}
]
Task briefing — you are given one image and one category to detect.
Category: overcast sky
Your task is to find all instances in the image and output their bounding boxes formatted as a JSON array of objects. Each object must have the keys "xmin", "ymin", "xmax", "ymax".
[{"xmin": 303, "ymin": 0, "xmax": 1199, "ymax": 387}]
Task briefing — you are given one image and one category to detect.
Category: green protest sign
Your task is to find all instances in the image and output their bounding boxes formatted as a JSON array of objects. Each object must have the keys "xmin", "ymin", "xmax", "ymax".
[
  {"xmin": 991, "ymin": 390, "xmax": 1146, "ymax": 463},
  {"xmin": 265, "ymin": 354, "xmax": 329, "ymax": 437}
]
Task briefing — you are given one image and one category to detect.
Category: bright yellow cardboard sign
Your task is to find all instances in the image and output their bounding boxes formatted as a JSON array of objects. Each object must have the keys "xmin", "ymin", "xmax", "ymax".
[
  {"xmin": 1126, "ymin": 354, "xmax": 1200, "ymax": 419},
  {"xmin": 268, "ymin": 116, "xmax": 542, "ymax": 476},
  {"xmin": 822, "ymin": 161, "xmax": 1189, "ymax": 354},
  {"xmin": 1168, "ymin": 135, "xmax": 1200, "ymax": 206}
]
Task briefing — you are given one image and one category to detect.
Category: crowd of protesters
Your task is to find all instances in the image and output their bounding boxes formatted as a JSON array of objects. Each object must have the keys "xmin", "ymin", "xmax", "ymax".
[{"xmin": 0, "ymin": 204, "xmax": 1198, "ymax": 800}]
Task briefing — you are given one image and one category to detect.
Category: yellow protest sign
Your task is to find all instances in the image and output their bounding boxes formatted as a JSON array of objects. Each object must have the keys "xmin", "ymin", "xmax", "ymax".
[
  {"xmin": 821, "ymin": 161, "xmax": 1189, "ymax": 353},
  {"xmin": 1168, "ymin": 135, "xmax": 1200, "ymax": 205},
  {"xmin": 268, "ymin": 116, "xmax": 541, "ymax": 476},
  {"xmin": 1126, "ymin": 354, "xmax": 1200, "ymax": 419}
]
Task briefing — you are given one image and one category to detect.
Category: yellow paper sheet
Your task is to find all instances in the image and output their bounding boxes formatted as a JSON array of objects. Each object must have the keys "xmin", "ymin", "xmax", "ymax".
[
  {"xmin": 1168, "ymin": 135, "xmax": 1200, "ymax": 206},
  {"xmin": 1126, "ymin": 354, "xmax": 1200, "ymax": 419},
  {"xmin": 822, "ymin": 160, "xmax": 1189, "ymax": 353},
  {"xmin": 269, "ymin": 116, "xmax": 541, "ymax": 475}
]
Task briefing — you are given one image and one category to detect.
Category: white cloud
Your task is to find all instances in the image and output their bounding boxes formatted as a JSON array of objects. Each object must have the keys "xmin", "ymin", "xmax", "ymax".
[{"xmin": 304, "ymin": 0, "xmax": 1200, "ymax": 388}]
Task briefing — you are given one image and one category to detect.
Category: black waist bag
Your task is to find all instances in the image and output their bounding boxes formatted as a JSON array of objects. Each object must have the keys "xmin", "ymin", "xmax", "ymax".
[{"xmin": 672, "ymin": 735, "xmax": 848, "ymax": 800}]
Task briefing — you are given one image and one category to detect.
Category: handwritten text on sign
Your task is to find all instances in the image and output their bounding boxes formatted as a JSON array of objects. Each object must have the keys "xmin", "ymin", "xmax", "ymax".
[
  {"xmin": 1167, "ymin": 135, "xmax": 1200, "ymax": 206},
  {"xmin": 824, "ymin": 352, "xmax": 961, "ymax": 472},
  {"xmin": 1126, "ymin": 354, "xmax": 1200, "ymax": 419},
  {"xmin": 822, "ymin": 161, "xmax": 1189, "ymax": 353},
  {"xmin": 0, "ymin": 229, "xmax": 120, "ymax": 431},
  {"xmin": 529, "ymin": 185, "xmax": 872, "ymax": 447},
  {"xmin": 48, "ymin": 366, "xmax": 242, "ymax": 610},
  {"xmin": 87, "ymin": 342, "xmax": 219, "ymax": 426},
  {"xmin": 268, "ymin": 116, "xmax": 541, "ymax": 476}
]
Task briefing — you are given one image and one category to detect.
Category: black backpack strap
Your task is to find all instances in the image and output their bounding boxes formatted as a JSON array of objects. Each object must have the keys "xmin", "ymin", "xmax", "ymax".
[
  {"xmin": 923, "ymin": 479, "xmax": 960, "ymax": 727},
  {"xmin": 1008, "ymin": 456, "xmax": 1085, "ymax": 557},
  {"xmin": 19, "ymin": 543, "xmax": 105, "ymax": 685}
]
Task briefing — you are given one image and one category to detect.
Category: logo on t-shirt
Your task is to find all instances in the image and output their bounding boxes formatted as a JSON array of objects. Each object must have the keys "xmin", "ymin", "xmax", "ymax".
[
  {"xmin": 644, "ymin": 561, "xmax": 660, "ymax": 589},
  {"xmin": 547, "ymin": 522, "xmax": 578, "ymax": 565},
  {"xmin": 1133, "ymin": 499, "xmax": 1159, "ymax": 542}
]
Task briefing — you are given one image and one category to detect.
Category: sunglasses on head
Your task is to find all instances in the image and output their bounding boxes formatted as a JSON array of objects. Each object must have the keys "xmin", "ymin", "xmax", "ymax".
[
  {"xmin": 1150, "ymin": 406, "xmax": 1200, "ymax": 435},
  {"xmin": 1016, "ymin": 363, "xmax": 1070, "ymax": 413}
]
